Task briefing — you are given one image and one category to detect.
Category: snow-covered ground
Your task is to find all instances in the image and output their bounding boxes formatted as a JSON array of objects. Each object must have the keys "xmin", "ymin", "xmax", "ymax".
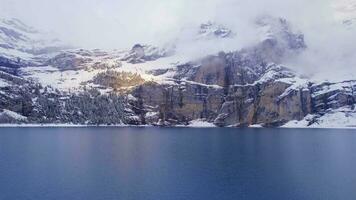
[
  {"xmin": 20, "ymin": 65, "xmax": 106, "ymax": 91},
  {"xmin": 186, "ymin": 119, "xmax": 216, "ymax": 128},
  {"xmin": 18, "ymin": 47, "xmax": 204, "ymax": 92},
  {"xmin": 283, "ymin": 106, "xmax": 356, "ymax": 129},
  {"xmin": 19, "ymin": 59, "xmax": 164, "ymax": 92},
  {"xmin": 0, "ymin": 109, "xmax": 28, "ymax": 122},
  {"xmin": 0, "ymin": 78, "xmax": 9, "ymax": 87}
]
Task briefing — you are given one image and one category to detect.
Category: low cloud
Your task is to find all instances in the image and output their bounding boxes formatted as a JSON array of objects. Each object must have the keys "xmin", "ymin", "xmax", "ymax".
[{"xmin": 1, "ymin": 0, "xmax": 355, "ymax": 80}]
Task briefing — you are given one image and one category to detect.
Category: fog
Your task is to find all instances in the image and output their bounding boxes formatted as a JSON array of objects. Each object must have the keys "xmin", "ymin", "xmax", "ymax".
[
  {"xmin": 0, "ymin": 0, "xmax": 339, "ymax": 49},
  {"xmin": 1, "ymin": 0, "xmax": 356, "ymax": 80}
]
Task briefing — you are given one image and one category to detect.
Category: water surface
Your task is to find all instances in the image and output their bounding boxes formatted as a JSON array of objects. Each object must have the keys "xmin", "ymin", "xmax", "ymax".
[{"xmin": 0, "ymin": 128, "xmax": 356, "ymax": 200}]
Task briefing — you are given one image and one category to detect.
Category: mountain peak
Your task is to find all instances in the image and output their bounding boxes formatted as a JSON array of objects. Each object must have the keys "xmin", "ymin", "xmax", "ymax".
[
  {"xmin": 255, "ymin": 15, "xmax": 306, "ymax": 51},
  {"xmin": 197, "ymin": 21, "xmax": 235, "ymax": 39}
]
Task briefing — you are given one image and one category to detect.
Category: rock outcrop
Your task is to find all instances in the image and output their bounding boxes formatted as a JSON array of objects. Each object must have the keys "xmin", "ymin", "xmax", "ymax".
[
  {"xmin": 130, "ymin": 81, "xmax": 224, "ymax": 125},
  {"xmin": 121, "ymin": 44, "xmax": 172, "ymax": 64}
]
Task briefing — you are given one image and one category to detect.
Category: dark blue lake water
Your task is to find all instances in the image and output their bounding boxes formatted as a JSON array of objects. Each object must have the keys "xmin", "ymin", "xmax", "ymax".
[{"xmin": 0, "ymin": 128, "xmax": 356, "ymax": 200}]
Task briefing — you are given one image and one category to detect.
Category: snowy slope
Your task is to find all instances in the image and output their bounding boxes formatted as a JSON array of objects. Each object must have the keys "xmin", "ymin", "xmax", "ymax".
[
  {"xmin": 19, "ymin": 17, "xmax": 301, "ymax": 92},
  {"xmin": 19, "ymin": 47, "xmax": 194, "ymax": 91},
  {"xmin": 17, "ymin": 21, "xmax": 237, "ymax": 91},
  {"xmin": 0, "ymin": 18, "xmax": 70, "ymax": 67},
  {"xmin": 283, "ymin": 106, "xmax": 356, "ymax": 128}
]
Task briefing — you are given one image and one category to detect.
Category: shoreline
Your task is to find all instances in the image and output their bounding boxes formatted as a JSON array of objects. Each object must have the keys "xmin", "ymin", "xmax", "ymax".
[{"xmin": 0, "ymin": 124, "xmax": 356, "ymax": 129}]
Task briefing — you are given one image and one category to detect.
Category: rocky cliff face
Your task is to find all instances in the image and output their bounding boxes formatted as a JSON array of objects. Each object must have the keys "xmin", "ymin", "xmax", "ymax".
[
  {"xmin": 0, "ymin": 17, "xmax": 355, "ymax": 127},
  {"xmin": 129, "ymin": 81, "xmax": 224, "ymax": 126},
  {"xmin": 129, "ymin": 62, "xmax": 313, "ymax": 127},
  {"xmin": 124, "ymin": 17, "xmax": 313, "ymax": 127}
]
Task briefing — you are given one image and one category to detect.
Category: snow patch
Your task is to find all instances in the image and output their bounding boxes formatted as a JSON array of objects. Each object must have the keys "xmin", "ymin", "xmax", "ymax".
[
  {"xmin": 277, "ymin": 76, "xmax": 309, "ymax": 100},
  {"xmin": 0, "ymin": 109, "xmax": 27, "ymax": 122},
  {"xmin": 283, "ymin": 106, "xmax": 356, "ymax": 129},
  {"xmin": 0, "ymin": 78, "xmax": 9, "ymax": 87},
  {"xmin": 186, "ymin": 119, "xmax": 216, "ymax": 128},
  {"xmin": 249, "ymin": 124, "xmax": 263, "ymax": 128}
]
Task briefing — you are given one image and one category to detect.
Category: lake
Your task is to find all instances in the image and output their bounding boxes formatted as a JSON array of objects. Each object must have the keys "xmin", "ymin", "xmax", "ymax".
[{"xmin": 0, "ymin": 127, "xmax": 356, "ymax": 200}]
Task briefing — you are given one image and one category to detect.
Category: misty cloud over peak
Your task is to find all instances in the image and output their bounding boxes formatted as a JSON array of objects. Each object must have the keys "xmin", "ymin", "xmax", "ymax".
[
  {"xmin": 0, "ymin": 0, "xmax": 346, "ymax": 49},
  {"xmin": 0, "ymin": 0, "xmax": 355, "ymax": 81}
]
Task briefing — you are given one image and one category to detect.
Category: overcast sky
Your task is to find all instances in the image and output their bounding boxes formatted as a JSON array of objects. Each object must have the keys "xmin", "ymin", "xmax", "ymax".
[
  {"xmin": 1, "ymin": 0, "xmax": 356, "ymax": 80},
  {"xmin": 0, "ymin": 0, "xmax": 341, "ymax": 49}
]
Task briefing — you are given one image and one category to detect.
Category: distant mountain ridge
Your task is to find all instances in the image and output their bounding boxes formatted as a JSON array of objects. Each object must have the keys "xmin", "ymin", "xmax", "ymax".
[
  {"xmin": 0, "ymin": 16, "xmax": 355, "ymax": 128},
  {"xmin": 0, "ymin": 17, "xmax": 70, "ymax": 68}
]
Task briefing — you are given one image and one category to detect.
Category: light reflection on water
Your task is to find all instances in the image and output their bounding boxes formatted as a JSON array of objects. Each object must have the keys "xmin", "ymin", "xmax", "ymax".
[{"xmin": 0, "ymin": 128, "xmax": 355, "ymax": 200}]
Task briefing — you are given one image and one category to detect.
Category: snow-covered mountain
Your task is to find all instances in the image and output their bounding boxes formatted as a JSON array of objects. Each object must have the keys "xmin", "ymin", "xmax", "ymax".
[
  {"xmin": 197, "ymin": 21, "xmax": 235, "ymax": 39},
  {"xmin": 0, "ymin": 17, "xmax": 70, "ymax": 71},
  {"xmin": 0, "ymin": 16, "xmax": 355, "ymax": 128},
  {"xmin": 0, "ymin": 18, "xmax": 68, "ymax": 55}
]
